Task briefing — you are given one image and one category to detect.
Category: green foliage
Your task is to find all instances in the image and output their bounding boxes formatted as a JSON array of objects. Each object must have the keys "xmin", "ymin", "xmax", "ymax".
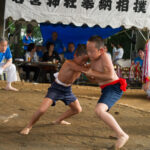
[
  {"xmin": 33, "ymin": 25, "xmax": 43, "ymax": 43},
  {"xmin": 7, "ymin": 20, "xmax": 15, "ymax": 34}
]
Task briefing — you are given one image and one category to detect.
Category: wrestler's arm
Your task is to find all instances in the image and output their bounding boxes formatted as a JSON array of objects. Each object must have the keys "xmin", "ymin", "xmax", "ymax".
[
  {"xmin": 67, "ymin": 60, "xmax": 88, "ymax": 72},
  {"xmin": 83, "ymin": 54, "xmax": 114, "ymax": 80}
]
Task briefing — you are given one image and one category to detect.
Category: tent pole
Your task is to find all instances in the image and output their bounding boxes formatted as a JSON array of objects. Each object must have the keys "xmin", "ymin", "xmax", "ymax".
[
  {"xmin": 130, "ymin": 30, "xmax": 134, "ymax": 60},
  {"xmin": 3, "ymin": 19, "xmax": 6, "ymax": 38},
  {"xmin": 148, "ymin": 30, "xmax": 150, "ymax": 39},
  {"xmin": 138, "ymin": 29, "xmax": 147, "ymax": 41},
  {"xmin": 2, "ymin": 0, "xmax": 6, "ymax": 38}
]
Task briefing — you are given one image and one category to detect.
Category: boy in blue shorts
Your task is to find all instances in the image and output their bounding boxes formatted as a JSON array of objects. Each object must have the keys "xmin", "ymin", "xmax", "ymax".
[
  {"xmin": 21, "ymin": 44, "xmax": 88, "ymax": 135},
  {"xmin": 83, "ymin": 36, "xmax": 129, "ymax": 149}
]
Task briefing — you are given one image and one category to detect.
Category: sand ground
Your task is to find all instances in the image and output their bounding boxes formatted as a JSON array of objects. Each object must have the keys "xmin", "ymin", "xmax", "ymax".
[{"xmin": 0, "ymin": 81, "xmax": 150, "ymax": 150}]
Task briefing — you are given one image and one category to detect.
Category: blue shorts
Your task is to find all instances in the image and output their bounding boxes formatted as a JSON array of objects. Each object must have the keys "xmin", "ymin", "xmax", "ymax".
[
  {"xmin": 98, "ymin": 83, "xmax": 123, "ymax": 111},
  {"xmin": 45, "ymin": 82, "xmax": 77, "ymax": 106}
]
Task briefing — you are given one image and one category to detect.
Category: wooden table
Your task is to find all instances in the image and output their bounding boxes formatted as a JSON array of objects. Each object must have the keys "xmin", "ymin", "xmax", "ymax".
[{"xmin": 15, "ymin": 61, "xmax": 61, "ymax": 82}]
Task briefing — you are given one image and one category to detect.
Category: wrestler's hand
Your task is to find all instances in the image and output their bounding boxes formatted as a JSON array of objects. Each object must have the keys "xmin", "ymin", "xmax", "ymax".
[
  {"xmin": 0, "ymin": 67, "xmax": 4, "ymax": 75},
  {"xmin": 83, "ymin": 63, "xmax": 90, "ymax": 69},
  {"xmin": 82, "ymin": 68, "xmax": 93, "ymax": 76},
  {"xmin": 82, "ymin": 66, "xmax": 89, "ymax": 72}
]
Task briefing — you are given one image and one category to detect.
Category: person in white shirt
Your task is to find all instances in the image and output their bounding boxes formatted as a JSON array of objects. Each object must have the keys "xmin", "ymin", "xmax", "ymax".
[
  {"xmin": 0, "ymin": 38, "xmax": 18, "ymax": 91},
  {"xmin": 111, "ymin": 43, "xmax": 117, "ymax": 61},
  {"xmin": 23, "ymin": 43, "xmax": 39, "ymax": 82},
  {"xmin": 25, "ymin": 43, "xmax": 38, "ymax": 62},
  {"xmin": 114, "ymin": 44, "xmax": 124, "ymax": 64}
]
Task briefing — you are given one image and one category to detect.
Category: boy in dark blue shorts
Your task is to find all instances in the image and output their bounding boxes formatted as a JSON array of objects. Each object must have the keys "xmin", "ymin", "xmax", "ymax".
[
  {"xmin": 21, "ymin": 44, "xmax": 88, "ymax": 135},
  {"xmin": 83, "ymin": 36, "xmax": 129, "ymax": 149}
]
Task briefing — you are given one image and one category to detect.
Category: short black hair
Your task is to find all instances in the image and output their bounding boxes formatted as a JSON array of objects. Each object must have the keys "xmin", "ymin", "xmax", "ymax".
[
  {"xmin": 52, "ymin": 31, "xmax": 58, "ymax": 34},
  {"xmin": 111, "ymin": 43, "xmax": 116, "ymax": 46},
  {"xmin": 0, "ymin": 37, "xmax": 8, "ymax": 43},
  {"xmin": 68, "ymin": 42, "xmax": 75, "ymax": 46},
  {"xmin": 27, "ymin": 29, "xmax": 32, "ymax": 34},
  {"xmin": 27, "ymin": 43, "xmax": 36, "ymax": 52},
  {"xmin": 117, "ymin": 43, "xmax": 122, "ymax": 47},
  {"xmin": 138, "ymin": 48, "xmax": 144, "ymax": 52},
  {"xmin": 75, "ymin": 44, "xmax": 87, "ymax": 56},
  {"xmin": 46, "ymin": 42, "xmax": 54, "ymax": 50},
  {"xmin": 88, "ymin": 35, "xmax": 104, "ymax": 49}
]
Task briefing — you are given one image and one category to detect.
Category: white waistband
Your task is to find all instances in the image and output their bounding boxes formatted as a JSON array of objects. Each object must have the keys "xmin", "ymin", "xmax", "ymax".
[{"xmin": 54, "ymin": 72, "xmax": 71, "ymax": 87}]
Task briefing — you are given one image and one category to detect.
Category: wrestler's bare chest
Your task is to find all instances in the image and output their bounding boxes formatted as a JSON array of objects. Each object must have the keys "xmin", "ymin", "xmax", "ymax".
[{"xmin": 91, "ymin": 60, "xmax": 104, "ymax": 72}]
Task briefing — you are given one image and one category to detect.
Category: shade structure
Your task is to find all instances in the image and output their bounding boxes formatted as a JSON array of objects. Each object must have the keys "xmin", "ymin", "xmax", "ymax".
[
  {"xmin": 5, "ymin": 0, "xmax": 150, "ymax": 30},
  {"xmin": 40, "ymin": 23, "xmax": 122, "ymax": 47}
]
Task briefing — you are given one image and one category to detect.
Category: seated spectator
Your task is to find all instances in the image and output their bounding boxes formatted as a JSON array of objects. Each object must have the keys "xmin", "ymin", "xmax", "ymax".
[
  {"xmin": 0, "ymin": 38, "xmax": 18, "ymax": 91},
  {"xmin": 44, "ymin": 32, "xmax": 66, "ymax": 61},
  {"xmin": 25, "ymin": 43, "xmax": 38, "ymax": 62},
  {"xmin": 42, "ymin": 42, "xmax": 61, "ymax": 83},
  {"xmin": 36, "ymin": 44, "xmax": 43, "ymax": 61},
  {"xmin": 134, "ymin": 48, "xmax": 144, "ymax": 67},
  {"xmin": 43, "ymin": 42, "xmax": 61, "ymax": 63},
  {"xmin": 23, "ymin": 43, "xmax": 40, "ymax": 82},
  {"xmin": 64, "ymin": 42, "xmax": 76, "ymax": 60}
]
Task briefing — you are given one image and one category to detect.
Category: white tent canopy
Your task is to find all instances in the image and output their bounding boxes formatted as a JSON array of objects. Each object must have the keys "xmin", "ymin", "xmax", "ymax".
[{"xmin": 5, "ymin": 0, "xmax": 150, "ymax": 29}]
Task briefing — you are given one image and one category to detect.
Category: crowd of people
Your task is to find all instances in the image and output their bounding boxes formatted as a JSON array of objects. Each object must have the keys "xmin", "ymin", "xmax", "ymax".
[
  {"xmin": 1, "ymin": 27, "xmax": 144, "ymax": 86},
  {"xmin": 21, "ymin": 30, "xmax": 76, "ymax": 83},
  {"xmin": 22, "ymin": 30, "xmax": 75, "ymax": 62},
  {"xmin": 0, "ymin": 28, "xmax": 145, "ymax": 87}
]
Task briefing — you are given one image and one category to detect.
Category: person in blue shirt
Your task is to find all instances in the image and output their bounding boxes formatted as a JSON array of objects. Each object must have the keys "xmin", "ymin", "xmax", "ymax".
[
  {"xmin": 22, "ymin": 30, "xmax": 34, "ymax": 52},
  {"xmin": 44, "ymin": 32, "xmax": 65, "ymax": 61},
  {"xmin": 134, "ymin": 48, "xmax": 144, "ymax": 67},
  {"xmin": 0, "ymin": 38, "xmax": 18, "ymax": 91},
  {"xmin": 36, "ymin": 45, "xmax": 44, "ymax": 61},
  {"xmin": 64, "ymin": 42, "xmax": 76, "ymax": 60}
]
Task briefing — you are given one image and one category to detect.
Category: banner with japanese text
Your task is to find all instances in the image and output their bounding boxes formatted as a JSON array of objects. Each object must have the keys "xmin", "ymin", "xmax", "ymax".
[{"xmin": 5, "ymin": 0, "xmax": 150, "ymax": 29}]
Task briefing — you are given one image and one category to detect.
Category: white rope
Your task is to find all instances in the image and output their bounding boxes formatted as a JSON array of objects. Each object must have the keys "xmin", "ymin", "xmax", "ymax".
[
  {"xmin": 5, "ymin": 21, "xmax": 16, "ymax": 33},
  {"xmin": 138, "ymin": 29, "xmax": 147, "ymax": 41}
]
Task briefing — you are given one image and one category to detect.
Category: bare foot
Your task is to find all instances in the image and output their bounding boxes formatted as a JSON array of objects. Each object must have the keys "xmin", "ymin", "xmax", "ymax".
[
  {"xmin": 20, "ymin": 127, "xmax": 32, "ymax": 135},
  {"xmin": 5, "ymin": 86, "xmax": 18, "ymax": 91},
  {"xmin": 115, "ymin": 134, "xmax": 129, "ymax": 149},
  {"xmin": 52, "ymin": 120, "xmax": 71, "ymax": 125}
]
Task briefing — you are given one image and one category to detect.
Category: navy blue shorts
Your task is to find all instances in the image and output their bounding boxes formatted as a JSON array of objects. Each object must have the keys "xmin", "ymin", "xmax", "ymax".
[
  {"xmin": 98, "ymin": 83, "xmax": 123, "ymax": 111},
  {"xmin": 45, "ymin": 82, "xmax": 77, "ymax": 106}
]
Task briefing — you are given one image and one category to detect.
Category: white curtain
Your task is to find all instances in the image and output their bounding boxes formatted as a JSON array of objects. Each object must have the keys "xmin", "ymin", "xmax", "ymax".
[{"xmin": 5, "ymin": 0, "xmax": 150, "ymax": 29}]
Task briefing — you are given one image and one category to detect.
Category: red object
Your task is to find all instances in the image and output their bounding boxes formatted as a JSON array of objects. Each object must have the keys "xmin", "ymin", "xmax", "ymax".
[
  {"xmin": 100, "ymin": 78, "xmax": 127, "ymax": 91},
  {"xmin": 144, "ymin": 77, "xmax": 150, "ymax": 83}
]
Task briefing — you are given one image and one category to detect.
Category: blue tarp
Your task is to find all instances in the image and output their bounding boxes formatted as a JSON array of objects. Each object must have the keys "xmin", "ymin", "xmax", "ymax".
[{"xmin": 40, "ymin": 23, "xmax": 122, "ymax": 47}]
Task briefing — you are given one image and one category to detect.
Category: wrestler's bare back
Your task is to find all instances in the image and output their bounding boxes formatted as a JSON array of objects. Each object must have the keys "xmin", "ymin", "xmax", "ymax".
[{"xmin": 90, "ymin": 53, "xmax": 118, "ymax": 85}]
